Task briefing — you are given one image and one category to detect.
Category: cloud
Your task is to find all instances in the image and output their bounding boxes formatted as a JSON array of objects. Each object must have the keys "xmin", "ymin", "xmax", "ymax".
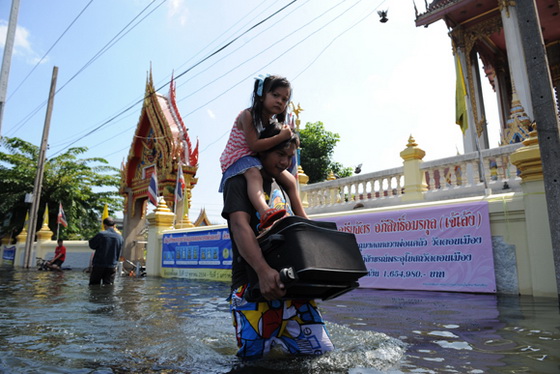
[
  {"xmin": 167, "ymin": 0, "xmax": 189, "ymax": 26},
  {"xmin": 206, "ymin": 109, "xmax": 215, "ymax": 119},
  {"xmin": 0, "ymin": 21, "xmax": 44, "ymax": 64}
]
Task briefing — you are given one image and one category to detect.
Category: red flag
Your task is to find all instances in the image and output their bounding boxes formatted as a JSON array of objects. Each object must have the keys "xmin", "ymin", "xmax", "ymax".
[{"xmin": 57, "ymin": 203, "xmax": 68, "ymax": 227}]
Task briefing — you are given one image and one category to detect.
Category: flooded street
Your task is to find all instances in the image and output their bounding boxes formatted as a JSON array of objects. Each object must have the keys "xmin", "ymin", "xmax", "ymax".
[{"xmin": 0, "ymin": 266, "xmax": 559, "ymax": 373}]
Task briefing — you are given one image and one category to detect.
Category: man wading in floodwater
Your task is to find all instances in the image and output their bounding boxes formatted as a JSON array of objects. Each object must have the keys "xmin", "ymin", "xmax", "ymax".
[
  {"xmin": 221, "ymin": 121, "xmax": 334, "ymax": 359},
  {"xmin": 88, "ymin": 217, "xmax": 123, "ymax": 286}
]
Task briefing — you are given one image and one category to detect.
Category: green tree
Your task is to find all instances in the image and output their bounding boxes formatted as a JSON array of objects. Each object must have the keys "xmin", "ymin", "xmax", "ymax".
[
  {"xmin": 298, "ymin": 121, "xmax": 353, "ymax": 183},
  {"xmin": 0, "ymin": 137, "xmax": 122, "ymax": 241},
  {"xmin": 330, "ymin": 161, "xmax": 353, "ymax": 179}
]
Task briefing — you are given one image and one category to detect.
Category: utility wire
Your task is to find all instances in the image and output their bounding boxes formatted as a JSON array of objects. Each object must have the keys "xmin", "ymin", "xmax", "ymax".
[
  {"xmin": 58, "ymin": 0, "xmax": 167, "ymax": 92},
  {"xmin": 177, "ymin": 0, "xmax": 355, "ymax": 103},
  {"xmin": 95, "ymin": 0, "xmax": 343, "ymax": 157},
  {"xmin": 293, "ymin": 0, "xmax": 387, "ymax": 80},
  {"xmin": 155, "ymin": 0, "xmax": 298, "ymax": 92},
  {"xmin": 6, "ymin": 0, "xmax": 94, "ymax": 102},
  {"xmin": 62, "ymin": 0, "xmax": 271, "ymax": 148},
  {"xmin": 172, "ymin": 0, "xmax": 274, "ymax": 77},
  {"xmin": 5, "ymin": 0, "xmax": 164, "ymax": 137},
  {"xmin": 62, "ymin": 0, "xmax": 298, "ymax": 149},
  {"xmin": 98, "ymin": 0, "xmax": 361, "ymax": 158},
  {"xmin": 175, "ymin": 0, "xmax": 312, "ymax": 90},
  {"xmin": 58, "ymin": 1, "xmax": 270, "ymax": 149},
  {"xmin": 49, "ymin": 0, "xmax": 299, "ymax": 157}
]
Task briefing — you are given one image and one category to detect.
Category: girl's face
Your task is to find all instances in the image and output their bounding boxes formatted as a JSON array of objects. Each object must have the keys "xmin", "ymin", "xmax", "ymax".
[{"xmin": 262, "ymin": 86, "xmax": 290, "ymax": 117}]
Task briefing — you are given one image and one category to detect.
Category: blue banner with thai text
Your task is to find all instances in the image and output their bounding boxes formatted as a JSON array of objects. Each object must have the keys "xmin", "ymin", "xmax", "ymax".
[{"xmin": 161, "ymin": 228, "xmax": 232, "ymax": 269}]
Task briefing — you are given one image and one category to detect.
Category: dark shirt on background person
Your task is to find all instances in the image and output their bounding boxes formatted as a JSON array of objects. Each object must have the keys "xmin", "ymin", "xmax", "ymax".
[{"xmin": 88, "ymin": 217, "xmax": 123, "ymax": 285}]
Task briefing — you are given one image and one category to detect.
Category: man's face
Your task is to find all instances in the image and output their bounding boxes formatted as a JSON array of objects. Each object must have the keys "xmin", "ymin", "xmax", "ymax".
[{"xmin": 260, "ymin": 143, "xmax": 297, "ymax": 179}]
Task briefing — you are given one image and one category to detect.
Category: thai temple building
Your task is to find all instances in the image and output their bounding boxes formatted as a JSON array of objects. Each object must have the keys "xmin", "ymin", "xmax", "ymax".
[
  {"xmin": 119, "ymin": 70, "xmax": 199, "ymax": 261},
  {"xmin": 414, "ymin": 0, "xmax": 559, "ymax": 151}
]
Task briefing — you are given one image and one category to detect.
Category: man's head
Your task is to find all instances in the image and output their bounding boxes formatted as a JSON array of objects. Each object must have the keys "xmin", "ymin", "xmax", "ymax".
[
  {"xmin": 258, "ymin": 124, "xmax": 299, "ymax": 179},
  {"xmin": 57, "ymin": 239, "xmax": 63, "ymax": 245},
  {"xmin": 103, "ymin": 217, "xmax": 116, "ymax": 228}
]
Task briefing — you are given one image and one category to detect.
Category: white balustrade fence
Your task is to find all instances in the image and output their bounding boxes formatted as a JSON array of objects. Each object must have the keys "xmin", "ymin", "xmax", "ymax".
[{"xmin": 301, "ymin": 143, "xmax": 522, "ymax": 214}]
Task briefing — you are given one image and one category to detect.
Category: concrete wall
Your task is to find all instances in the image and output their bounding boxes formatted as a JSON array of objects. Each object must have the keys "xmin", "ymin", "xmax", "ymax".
[
  {"xmin": 1, "ymin": 240, "xmax": 92, "ymax": 270},
  {"xmin": 143, "ymin": 189, "xmax": 557, "ymax": 298}
]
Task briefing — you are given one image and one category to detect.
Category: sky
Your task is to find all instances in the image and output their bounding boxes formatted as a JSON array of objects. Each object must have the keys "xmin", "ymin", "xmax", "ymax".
[{"xmin": 0, "ymin": 0, "xmax": 500, "ymax": 225}]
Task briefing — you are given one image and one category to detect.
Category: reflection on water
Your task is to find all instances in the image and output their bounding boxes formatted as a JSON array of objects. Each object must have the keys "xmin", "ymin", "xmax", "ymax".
[{"xmin": 0, "ymin": 266, "xmax": 559, "ymax": 373}]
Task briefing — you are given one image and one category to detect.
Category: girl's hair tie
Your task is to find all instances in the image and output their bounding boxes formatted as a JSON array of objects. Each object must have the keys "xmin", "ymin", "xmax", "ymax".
[{"xmin": 254, "ymin": 74, "xmax": 271, "ymax": 96}]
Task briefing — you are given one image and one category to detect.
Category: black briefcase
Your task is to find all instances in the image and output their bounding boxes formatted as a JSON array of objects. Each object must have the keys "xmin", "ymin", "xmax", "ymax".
[{"xmin": 246, "ymin": 216, "xmax": 367, "ymax": 301}]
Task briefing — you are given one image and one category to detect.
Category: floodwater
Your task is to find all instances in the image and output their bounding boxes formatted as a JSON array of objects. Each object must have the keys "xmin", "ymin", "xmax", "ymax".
[{"xmin": 0, "ymin": 266, "xmax": 559, "ymax": 374}]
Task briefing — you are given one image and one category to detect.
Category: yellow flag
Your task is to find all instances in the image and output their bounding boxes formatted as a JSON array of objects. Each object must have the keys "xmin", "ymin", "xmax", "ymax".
[
  {"xmin": 24, "ymin": 210, "xmax": 29, "ymax": 231},
  {"xmin": 455, "ymin": 54, "xmax": 469, "ymax": 133},
  {"xmin": 101, "ymin": 204, "xmax": 109, "ymax": 231}
]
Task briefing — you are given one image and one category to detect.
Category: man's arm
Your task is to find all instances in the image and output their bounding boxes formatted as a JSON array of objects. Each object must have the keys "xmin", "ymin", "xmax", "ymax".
[
  {"xmin": 229, "ymin": 210, "xmax": 286, "ymax": 300},
  {"xmin": 89, "ymin": 233, "xmax": 100, "ymax": 250}
]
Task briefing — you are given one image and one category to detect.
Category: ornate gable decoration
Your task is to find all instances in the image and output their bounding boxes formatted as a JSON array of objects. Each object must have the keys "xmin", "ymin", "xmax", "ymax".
[
  {"xmin": 501, "ymin": 87, "xmax": 533, "ymax": 145},
  {"xmin": 120, "ymin": 69, "xmax": 199, "ymax": 214}
]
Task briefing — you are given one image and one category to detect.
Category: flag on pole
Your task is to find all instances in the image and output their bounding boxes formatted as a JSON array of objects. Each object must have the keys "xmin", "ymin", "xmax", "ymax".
[
  {"xmin": 455, "ymin": 53, "xmax": 469, "ymax": 134},
  {"xmin": 175, "ymin": 162, "xmax": 186, "ymax": 207},
  {"xmin": 148, "ymin": 168, "xmax": 158, "ymax": 206},
  {"xmin": 174, "ymin": 163, "xmax": 186, "ymax": 226},
  {"xmin": 57, "ymin": 203, "xmax": 68, "ymax": 227},
  {"xmin": 101, "ymin": 203, "xmax": 109, "ymax": 230}
]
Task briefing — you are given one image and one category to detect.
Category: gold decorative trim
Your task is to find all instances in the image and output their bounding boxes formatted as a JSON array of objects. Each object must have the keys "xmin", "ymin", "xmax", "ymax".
[{"xmin": 498, "ymin": 0, "xmax": 516, "ymax": 18}]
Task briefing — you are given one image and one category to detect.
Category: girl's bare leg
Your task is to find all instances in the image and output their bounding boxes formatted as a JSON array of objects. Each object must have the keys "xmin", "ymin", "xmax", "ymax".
[{"xmin": 244, "ymin": 167, "xmax": 270, "ymax": 217}]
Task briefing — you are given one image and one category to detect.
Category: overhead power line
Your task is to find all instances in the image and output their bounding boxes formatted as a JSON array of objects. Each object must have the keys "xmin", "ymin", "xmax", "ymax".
[
  {"xmin": 5, "ymin": 0, "xmax": 164, "ymax": 137},
  {"xmin": 155, "ymin": 0, "xmax": 298, "ymax": 91},
  {"xmin": 95, "ymin": 0, "xmax": 371, "ymax": 158},
  {"xmin": 6, "ymin": 0, "xmax": 94, "ymax": 102},
  {"xmin": 49, "ymin": 0, "xmax": 299, "ymax": 157},
  {"xmin": 57, "ymin": 0, "xmax": 273, "ymax": 149}
]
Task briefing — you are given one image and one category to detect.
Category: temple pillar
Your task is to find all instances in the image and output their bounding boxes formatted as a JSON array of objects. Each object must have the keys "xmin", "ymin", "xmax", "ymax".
[
  {"xmin": 13, "ymin": 224, "xmax": 29, "ymax": 267},
  {"xmin": 499, "ymin": 4, "xmax": 534, "ymax": 120},
  {"xmin": 35, "ymin": 222, "xmax": 54, "ymax": 263},
  {"xmin": 145, "ymin": 198, "xmax": 174, "ymax": 277},
  {"xmin": 122, "ymin": 189, "xmax": 145, "ymax": 262},
  {"xmin": 27, "ymin": 206, "xmax": 54, "ymax": 264},
  {"xmin": 327, "ymin": 171, "xmax": 339, "ymax": 204},
  {"xmin": 400, "ymin": 135, "xmax": 427, "ymax": 202},
  {"xmin": 493, "ymin": 62, "xmax": 511, "ymax": 133},
  {"xmin": 298, "ymin": 165, "xmax": 309, "ymax": 208},
  {"xmin": 456, "ymin": 49, "xmax": 478, "ymax": 154},
  {"xmin": 468, "ymin": 52, "xmax": 490, "ymax": 150},
  {"xmin": 510, "ymin": 127, "xmax": 557, "ymax": 298}
]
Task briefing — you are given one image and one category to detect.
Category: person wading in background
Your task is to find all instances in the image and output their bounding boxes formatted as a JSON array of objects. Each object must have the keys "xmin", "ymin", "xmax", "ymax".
[{"xmin": 88, "ymin": 217, "xmax": 123, "ymax": 285}]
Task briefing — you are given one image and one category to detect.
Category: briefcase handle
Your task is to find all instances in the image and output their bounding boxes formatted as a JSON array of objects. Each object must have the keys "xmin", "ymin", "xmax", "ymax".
[
  {"xmin": 259, "ymin": 233, "xmax": 285, "ymax": 253},
  {"xmin": 246, "ymin": 267, "xmax": 298, "ymax": 302}
]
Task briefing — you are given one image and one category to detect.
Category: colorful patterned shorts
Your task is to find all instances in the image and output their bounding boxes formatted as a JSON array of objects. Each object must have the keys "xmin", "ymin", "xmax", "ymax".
[{"xmin": 230, "ymin": 284, "xmax": 334, "ymax": 359}]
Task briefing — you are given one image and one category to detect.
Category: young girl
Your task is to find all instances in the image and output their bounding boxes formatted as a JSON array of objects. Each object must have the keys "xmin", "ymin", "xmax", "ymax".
[{"xmin": 219, "ymin": 75, "xmax": 307, "ymax": 230}]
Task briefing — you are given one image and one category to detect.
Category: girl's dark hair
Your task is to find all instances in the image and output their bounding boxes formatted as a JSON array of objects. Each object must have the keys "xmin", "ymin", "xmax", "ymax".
[{"xmin": 250, "ymin": 75, "xmax": 291, "ymax": 129}]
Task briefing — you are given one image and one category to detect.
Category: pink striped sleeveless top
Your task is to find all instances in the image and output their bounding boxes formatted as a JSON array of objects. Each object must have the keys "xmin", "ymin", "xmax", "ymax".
[{"xmin": 220, "ymin": 112, "xmax": 263, "ymax": 173}]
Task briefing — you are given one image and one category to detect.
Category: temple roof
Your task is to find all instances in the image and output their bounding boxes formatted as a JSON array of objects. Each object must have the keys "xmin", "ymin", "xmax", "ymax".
[
  {"xmin": 120, "ymin": 69, "xmax": 199, "ymax": 213},
  {"xmin": 415, "ymin": 0, "xmax": 560, "ymax": 57}
]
